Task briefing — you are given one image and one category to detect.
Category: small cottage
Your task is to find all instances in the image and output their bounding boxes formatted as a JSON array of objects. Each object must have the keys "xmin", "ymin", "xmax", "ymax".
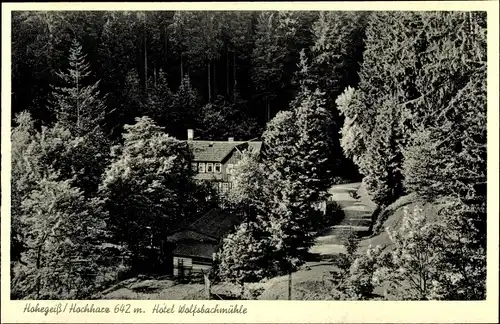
[{"xmin": 168, "ymin": 208, "xmax": 240, "ymax": 278}]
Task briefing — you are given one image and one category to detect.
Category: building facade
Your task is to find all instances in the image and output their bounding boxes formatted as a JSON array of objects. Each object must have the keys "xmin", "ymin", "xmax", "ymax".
[{"xmin": 185, "ymin": 129, "xmax": 262, "ymax": 192}]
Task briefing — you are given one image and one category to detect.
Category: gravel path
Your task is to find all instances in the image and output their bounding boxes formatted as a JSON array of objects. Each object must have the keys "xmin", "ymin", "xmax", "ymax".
[{"xmin": 309, "ymin": 182, "xmax": 374, "ymax": 257}]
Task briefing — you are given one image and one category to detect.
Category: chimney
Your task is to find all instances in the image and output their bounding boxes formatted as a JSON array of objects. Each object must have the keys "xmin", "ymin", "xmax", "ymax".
[
  {"xmin": 187, "ymin": 129, "xmax": 194, "ymax": 141},
  {"xmin": 228, "ymin": 137, "xmax": 234, "ymax": 142}
]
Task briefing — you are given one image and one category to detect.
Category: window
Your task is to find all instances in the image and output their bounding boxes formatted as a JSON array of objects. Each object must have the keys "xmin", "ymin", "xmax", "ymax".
[
  {"xmin": 227, "ymin": 163, "xmax": 234, "ymax": 174},
  {"xmin": 206, "ymin": 163, "xmax": 214, "ymax": 173},
  {"xmin": 198, "ymin": 163, "xmax": 206, "ymax": 173},
  {"xmin": 214, "ymin": 163, "xmax": 221, "ymax": 173},
  {"xmin": 191, "ymin": 163, "xmax": 198, "ymax": 172}
]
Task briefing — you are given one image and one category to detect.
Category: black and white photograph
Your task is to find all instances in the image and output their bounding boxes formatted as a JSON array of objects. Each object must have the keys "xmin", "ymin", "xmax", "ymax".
[{"xmin": 5, "ymin": 7, "xmax": 491, "ymax": 304}]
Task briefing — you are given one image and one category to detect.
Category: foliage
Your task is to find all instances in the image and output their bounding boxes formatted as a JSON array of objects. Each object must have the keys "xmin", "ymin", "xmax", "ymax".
[
  {"xmin": 197, "ymin": 95, "xmax": 259, "ymax": 141},
  {"xmin": 251, "ymin": 11, "xmax": 300, "ymax": 121},
  {"xmin": 310, "ymin": 11, "xmax": 367, "ymax": 109},
  {"xmin": 335, "ymin": 86, "xmax": 368, "ymax": 171},
  {"xmin": 144, "ymin": 69, "xmax": 174, "ymax": 126},
  {"xmin": 99, "ymin": 117, "xmax": 195, "ymax": 271},
  {"xmin": 217, "ymin": 220, "xmax": 279, "ymax": 286},
  {"xmin": 223, "ymin": 149, "xmax": 267, "ymax": 211},
  {"xmin": 373, "ymin": 204, "xmax": 485, "ymax": 300},
  {"xmin": 11, "ymin": 112, "xmax": 113, "ymax": 299},
  {"xmin": 171, "ymin": 75, "xmax": 201, "ymax": 137},
  {"xmin": 331, "ymin": 232, "xmax": 381, "ymax": 300},
  {"xmin": 49, "ymin": 39, "xmax": 107, "ymax": 135},
  {"xmin": 12, "ymin": 178, "xmax": 107, "ymax": 299},
  {"xmin": 362, "ymin": 98, "xmax": 405, "ymax": 205},
  {"xmin": 343, "ymin": 244, "xmax": 383, "ymax": 299}
]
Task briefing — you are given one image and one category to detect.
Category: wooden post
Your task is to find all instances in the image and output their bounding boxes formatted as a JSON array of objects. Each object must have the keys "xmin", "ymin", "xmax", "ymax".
[
  {"xmin": 288, "ymin": 271, "xmax": 292, "ymax": 300},
  {"xmin": 203, "ymin": 272, "xmax": 211, "ymax": 300}
]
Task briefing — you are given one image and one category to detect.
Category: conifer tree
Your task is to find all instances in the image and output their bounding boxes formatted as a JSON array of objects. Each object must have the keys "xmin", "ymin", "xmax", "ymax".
[
  {"xmin": 172, "ymin": 75, "xmax": 201, "ymax": 137},
  {"xmin": 310, "ymin": 11, "xmax": 367, "ymax": 108},
  {"xmin": 251, "ymin": 12, "xmax": 299, "ymax": 122},
  {"xmin": 50, "ymin": 39, "xmax": 107, "ymax": 135},
  {"xmin": 259, "ymin": 52, "xmax": 336, "ymax": 275},
  {"xmin": 198, "ymin": 95, "xmax": 258, "ymax": 141},
  {"xmin": 363, "ymin": 98, "xmax": 405, "ymax": 205},
  {"xmin": 144, "ymin": 69, "xmax": 174, "ymax": 127}
]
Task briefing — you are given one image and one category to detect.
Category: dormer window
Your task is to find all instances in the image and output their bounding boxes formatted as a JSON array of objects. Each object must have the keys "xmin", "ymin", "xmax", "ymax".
[
  {"xmin": 214, "ymin": 163, "xmax": 221, "ymax": 173},
  {"xmin": 206, "ymin": 163, "xmax": 214, "ymax": 173},
  {"xmin": 199, "ymin": 163, "xmax": 206, "ymax": 173}
]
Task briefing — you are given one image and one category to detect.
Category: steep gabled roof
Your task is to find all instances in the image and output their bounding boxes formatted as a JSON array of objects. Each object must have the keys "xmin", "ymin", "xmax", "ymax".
[
  {"xmin": 173, "ymin": 241, "xmax": 217, "ymax": 260},
  {"xmin": 168, "ymin": 229, "xmax": 219, "ymax": 243},
  {"xmin": 187, "ymin": 208, "xmax": 240, "ymax": 239},
  {"xmin": 168, "ymin": 208, "xmax": 241, "ymax": 242},
  {"xmin": 169, "ymin": 208, "xmax": 242, "ymax": 260},
  {"xmin": 187, "ymin": 140, "xmax": 262, "ymax": 162}
]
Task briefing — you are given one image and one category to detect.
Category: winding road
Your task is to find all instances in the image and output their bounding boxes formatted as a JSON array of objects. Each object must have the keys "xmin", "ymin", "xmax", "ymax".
[{"xmin": 309, "ymin": 182, "xmax": 375, "ymax": 257}]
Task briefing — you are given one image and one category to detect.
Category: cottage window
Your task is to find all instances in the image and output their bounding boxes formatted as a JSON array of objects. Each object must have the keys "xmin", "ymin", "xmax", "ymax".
[
  {"xmin": 227, "ymin": 163, "xmax": 234, "ymax": 174},
  {"xmin": 191, "ymin": 163, "xmax": 198, "ymax": 172},
  {"xmin": 199, "ymin": 163, "xmax": 206, "ymax": 173},
  {"xmin": 214, "ymin": 163, "xmax": 221, "ymax": 173},
  {"xmin": 206, "ymin": 163, "xmax": 214, "ymax": 173}
]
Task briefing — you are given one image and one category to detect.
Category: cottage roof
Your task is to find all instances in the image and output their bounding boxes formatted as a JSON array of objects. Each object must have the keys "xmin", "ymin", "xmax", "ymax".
[
  {"xmin": 173, "ymin": 241, "xmax": 217, "ymax": 260},
  {"xmin": 168, "ymin": 229, "xmax": 218, "ymax": 243},
  {"xmin": 168, "ymin": 208, "xmax": 241, "ymax": 243},
  {"xmin": 187, "ymin": 140, "xmax": 262, "ymax": 162},
  {"xmin": 187, "ymin": 208, "xmax": 240, "ymax": 239}
]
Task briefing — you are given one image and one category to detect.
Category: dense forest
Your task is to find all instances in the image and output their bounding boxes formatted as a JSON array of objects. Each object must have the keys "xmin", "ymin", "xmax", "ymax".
[{"xmin": 11, "ymin": 11, "xmax": 486, "ymax": 300}]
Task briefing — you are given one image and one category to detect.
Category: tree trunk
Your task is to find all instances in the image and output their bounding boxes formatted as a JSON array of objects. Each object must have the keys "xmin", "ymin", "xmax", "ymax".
[
  {"xmin": 226, "ymin": 45, "xmax": 230, "ymax": 97},
  {"xmin": 144, "ymin": 13, "xmax": 148, "ymax": 95},
  {"xmin": 204, "ymin": 273, "xmax": 211, "ymax": 300},
  {"xmin": 233, "ymin": 51, "xmax": 237, "ymax": 101},
  {"xmin": 266, "ymin": 99, "xmax": 271, "ymax": 122},
  {"xmin": 288, "ymin": 271, "xmax": 292, "ymax": 300},
  {"xmin": 180, "ymin": 55, "xmax": 184, "ymax": 81},
  {"xmin": 154, "ymin": 62, "xmax": 157, "ymax": 88},
  {"xmin": 164, "ymin": 25, "xmax": 168, "ymax": 69},
  {"xmin": 213, "ymin": 60, "xmax": 217, "ymax": 98},
  {"xmin": 76, "ymin": 66, "xmax": 80, "ymax": 129},
  {"xmin": 207, "ymin": 61, "xmax": 212, "ymax": 102}
]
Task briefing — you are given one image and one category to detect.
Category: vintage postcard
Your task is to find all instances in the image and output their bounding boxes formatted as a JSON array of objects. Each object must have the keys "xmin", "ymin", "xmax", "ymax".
[{"xmin": 1, "ymin": 1, "xmax": 499, "ymax": 323}]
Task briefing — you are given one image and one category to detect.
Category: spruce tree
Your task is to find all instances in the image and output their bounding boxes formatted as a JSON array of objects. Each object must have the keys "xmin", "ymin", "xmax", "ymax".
[
  {"xmin": 198, "ymin": 95, "xmax": 258, "ymax": 141},
  {"xmin": 251, "ymin": 12, "xmax": 298, "ymax": 122},
  {"xmin": 144, "ymin": 69, "xmax": 174, "ymax": 127},
  {"xmin": 172, "ymin": 75, "xmax": 201, "ymax": 137},
  {"xmin": 363, "ymin": 98, "xmax": 405, "ymax": 205},
  {"xmin": 50, "ymin": 39, "xmax": 106, "ymax": 135},
  {"xmin": 310, "ymin": 11, "xmax": 367, "ymax": 108}
]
